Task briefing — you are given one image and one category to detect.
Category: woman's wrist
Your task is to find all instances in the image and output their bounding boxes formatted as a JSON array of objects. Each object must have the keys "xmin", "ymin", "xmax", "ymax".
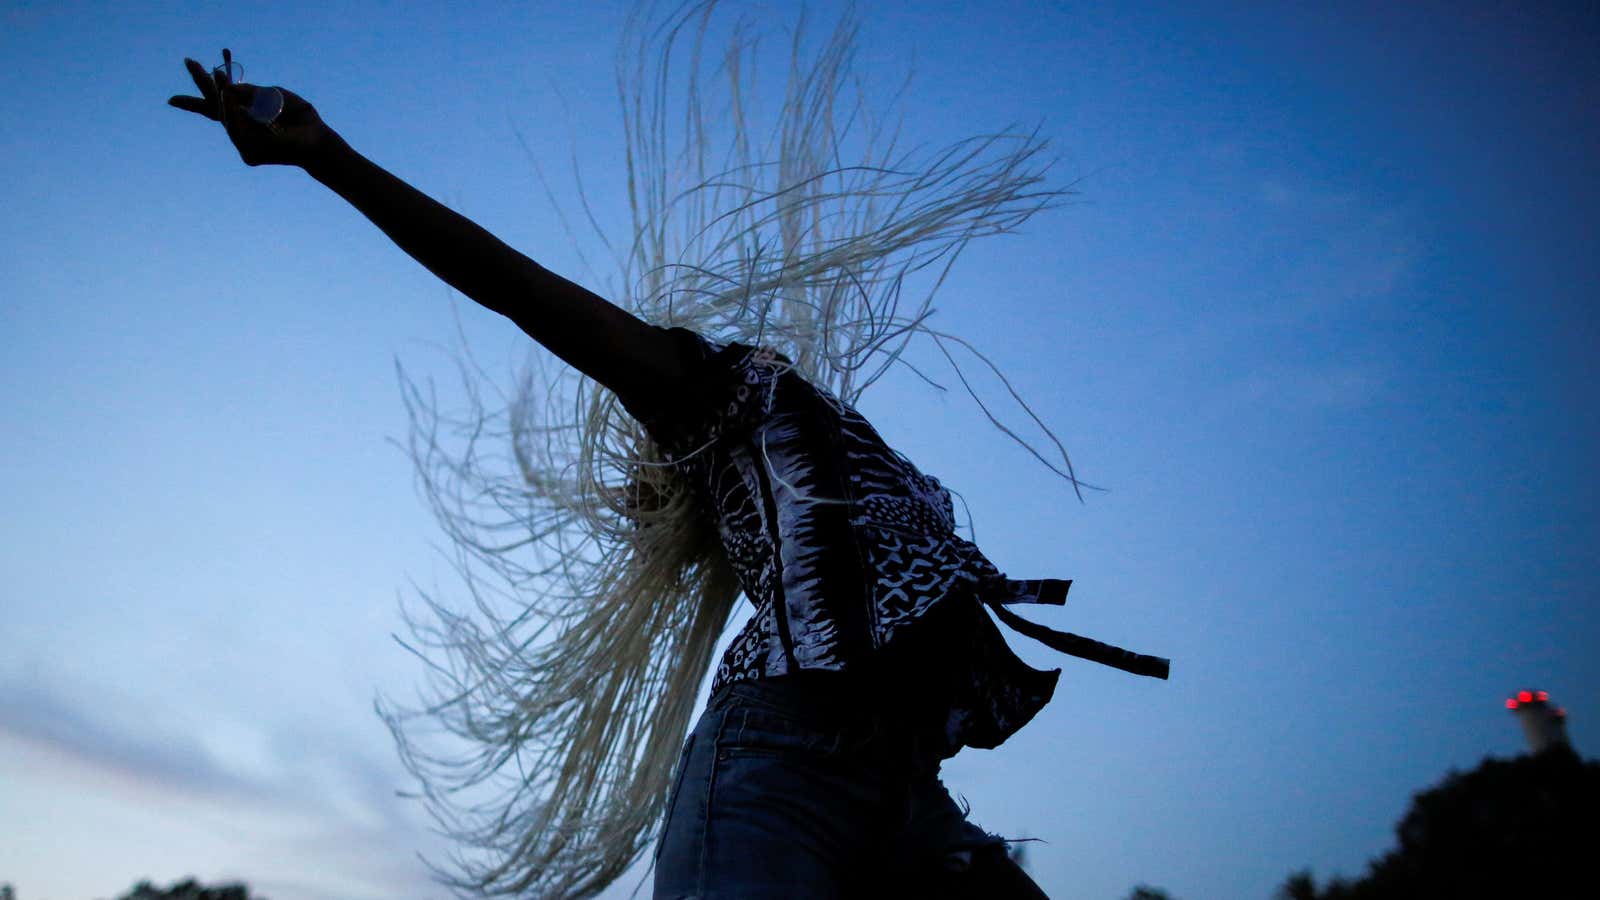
[{"xmin": 301, "ymin": 131, "xmax": 357, "ymax": 182}]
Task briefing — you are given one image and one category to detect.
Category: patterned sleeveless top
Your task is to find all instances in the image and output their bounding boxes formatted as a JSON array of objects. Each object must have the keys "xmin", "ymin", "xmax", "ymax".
[{"xmin": 636, "ymin": 328, "xmax": 1168, "ymax": 754}]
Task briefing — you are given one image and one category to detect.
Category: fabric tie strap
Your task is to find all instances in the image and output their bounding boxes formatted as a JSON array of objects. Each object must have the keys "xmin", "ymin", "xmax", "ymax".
[
  {"xmin": 996, "ymin": 577, "xmax": 1071, "ymax": 606},
  {"xmin": 985, "ymin": 596, "xmax": 1171, "ymax": 680}
]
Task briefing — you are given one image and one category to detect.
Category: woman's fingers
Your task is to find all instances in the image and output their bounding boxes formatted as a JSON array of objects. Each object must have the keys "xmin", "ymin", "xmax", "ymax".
[
  {"xmin": 171, "ymin": 57, "xmax": 221, "ymax": 120},
  {"xmin": 167, "ymin": 94, "xmax": 214, "ymax": 118},
  {"xmin": 172, "ymin": 51, "xmax": 322, "ymax": 167},
  {"xmin": 184, "ymin": 57, "xmax": 218, "ymax": 103}
]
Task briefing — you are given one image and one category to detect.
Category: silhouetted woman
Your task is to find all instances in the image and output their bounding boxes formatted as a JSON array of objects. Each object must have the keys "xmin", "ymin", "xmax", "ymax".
[{"xmin": 171, "ymin": 33, "xmax": 1166, "ymax": 899}]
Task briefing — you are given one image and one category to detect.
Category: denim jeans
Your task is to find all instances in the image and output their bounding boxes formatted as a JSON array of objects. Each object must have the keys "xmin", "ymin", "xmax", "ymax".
[{"xmin": 653, "ymin": 674, "xmax": 1049, "ymax": 899}]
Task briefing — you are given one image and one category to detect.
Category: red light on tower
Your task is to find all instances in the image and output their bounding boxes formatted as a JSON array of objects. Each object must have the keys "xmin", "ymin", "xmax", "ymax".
[{"xmin": 1507, "ymin": 688, "xmax": 1574, "ymax": 754}]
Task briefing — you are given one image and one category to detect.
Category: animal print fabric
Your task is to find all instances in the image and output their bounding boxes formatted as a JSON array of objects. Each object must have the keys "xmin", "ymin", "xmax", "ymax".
[{"xmin": 635, "ymin": 328, "xmax": 1071, "ymax": 754}]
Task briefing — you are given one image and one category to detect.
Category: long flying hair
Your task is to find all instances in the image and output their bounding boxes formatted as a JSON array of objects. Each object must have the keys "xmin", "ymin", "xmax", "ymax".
[{"xmin": 380, "ymin": 2, "xmax": 1077, "ymax": 896}]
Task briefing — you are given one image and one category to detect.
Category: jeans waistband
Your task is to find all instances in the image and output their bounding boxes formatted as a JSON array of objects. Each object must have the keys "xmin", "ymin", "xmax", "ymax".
[
  {"xmin": 709, "ymin": 671, "xmax": 871, "ymax": 715},
  {"xmin": 708, "ymin": 672, "xmax": 953, "ymax": 768}
]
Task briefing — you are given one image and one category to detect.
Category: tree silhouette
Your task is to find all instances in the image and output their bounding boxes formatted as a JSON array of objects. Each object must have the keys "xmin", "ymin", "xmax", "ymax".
[
  {"xmin": 1278, "ymin": 745, "xmax": 1599, "ymax": 898},
  {"xmin": 110, "ymin": 879, "xmax": 263, "ymax": 900}
]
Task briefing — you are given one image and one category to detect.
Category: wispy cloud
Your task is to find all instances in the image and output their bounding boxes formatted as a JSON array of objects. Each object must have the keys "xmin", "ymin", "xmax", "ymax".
[
  {"xmin": 1232, "ymin": 359, "xmax": 1392, "ymax": 410},
  {"xmin": 1, "ymin": 673, "xmax": 410, "ymax": 819},
  {"xmin": 0, "ymin": 677, "xmax": 251, "ymax": 801},
  {"xmin": 1252, "ymin": 177, "xmax": 1416, "ymax": 316},
  {"xmin": 1171, "ymin": 161, "xmax": 1419, "ymax": 411},
  {"xmin": 0, "ymin": 674, "xmax": 444, "ymax": 898}
]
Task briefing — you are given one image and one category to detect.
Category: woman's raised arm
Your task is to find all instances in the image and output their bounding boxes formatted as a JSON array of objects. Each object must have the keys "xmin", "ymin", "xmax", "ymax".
[{"xmin": 168, "ymin": 54, "xmax": 687, "ymax": 417}]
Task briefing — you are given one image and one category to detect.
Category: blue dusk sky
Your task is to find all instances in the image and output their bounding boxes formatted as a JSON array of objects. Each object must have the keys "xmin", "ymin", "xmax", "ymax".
[{"xmin": 2, "ymin": 2, "xmax": 1595, "ymax": 899}]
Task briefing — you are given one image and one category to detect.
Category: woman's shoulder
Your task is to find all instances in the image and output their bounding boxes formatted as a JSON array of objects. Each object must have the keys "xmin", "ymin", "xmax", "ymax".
[{"xmin": 638, "ymin": 327, "xmax": 800, "ymax": 458}]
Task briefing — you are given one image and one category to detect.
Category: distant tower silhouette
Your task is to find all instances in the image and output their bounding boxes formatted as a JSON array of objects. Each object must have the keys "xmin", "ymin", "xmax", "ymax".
[{"xmin": 1505, "ymin": 689, "xmax": 1572, "ymax": 754}]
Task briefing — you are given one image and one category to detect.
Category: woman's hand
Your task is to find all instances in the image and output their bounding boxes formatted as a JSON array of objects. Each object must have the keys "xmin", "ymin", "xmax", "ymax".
[
  {"xmin": 168, "ymin": 53, "xmax": 341, "ymax": 168},
  {"xmin": 166, "ymin": 50, "xmax": 687, "ymax": 411}
]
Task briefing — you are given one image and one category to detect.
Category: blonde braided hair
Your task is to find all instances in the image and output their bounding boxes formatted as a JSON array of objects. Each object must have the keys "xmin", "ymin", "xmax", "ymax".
[{"xmin": 380, "ymin": 2, "xmax": 1076, "ymax": 896}]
